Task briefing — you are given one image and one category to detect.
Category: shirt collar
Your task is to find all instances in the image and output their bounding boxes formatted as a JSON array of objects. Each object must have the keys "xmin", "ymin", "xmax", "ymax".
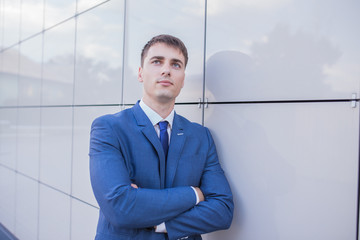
[{"xmin": 139, "ymin": 99, "xmax": 174, "ymax": 128}]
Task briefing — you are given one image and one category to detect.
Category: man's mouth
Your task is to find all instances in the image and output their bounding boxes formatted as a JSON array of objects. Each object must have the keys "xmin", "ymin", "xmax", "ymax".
[{"xmin": 158, "ymin": 79, "xmax": 173, "ymax": 86}]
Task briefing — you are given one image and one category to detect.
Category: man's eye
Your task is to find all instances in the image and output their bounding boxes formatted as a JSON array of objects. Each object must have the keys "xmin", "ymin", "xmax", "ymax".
[
  {"xmin": 152, "ymin": 60, "xmax": 161, "ymax": 64},
  {"xmin": 173, "ymin": 63, "xmax": 181, "ymax": 68}
]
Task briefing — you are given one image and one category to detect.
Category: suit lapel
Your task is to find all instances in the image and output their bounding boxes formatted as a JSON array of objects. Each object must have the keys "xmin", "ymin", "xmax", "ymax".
[
  {"xmin": 132, "ymin": 102, "xmax": 166, "ymax": 188},
  {"xmin": 166, "ymin": 113, "xmax": 186, "ymax": 188}
]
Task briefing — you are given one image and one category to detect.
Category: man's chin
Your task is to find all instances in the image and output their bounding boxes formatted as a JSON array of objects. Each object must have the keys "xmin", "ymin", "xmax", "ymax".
[{"xmin": 156, "ymin": 93, "xmax": 176, "ymax": 104}]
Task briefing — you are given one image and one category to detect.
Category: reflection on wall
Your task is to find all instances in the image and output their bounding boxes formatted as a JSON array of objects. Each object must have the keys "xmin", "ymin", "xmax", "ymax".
[{"xmin": 206, "ymin": 25, "xmax": 342, "ymax": 101}]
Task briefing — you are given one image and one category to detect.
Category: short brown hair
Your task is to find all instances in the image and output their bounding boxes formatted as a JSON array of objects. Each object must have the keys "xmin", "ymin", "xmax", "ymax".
[{"xmin": 140, "ymin": 34, "xmax": 188, "ymax": 67}]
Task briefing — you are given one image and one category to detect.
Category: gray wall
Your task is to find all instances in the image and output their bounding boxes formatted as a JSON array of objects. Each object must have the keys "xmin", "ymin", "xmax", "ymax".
[{"xmin": 0, "ymin": 0, "xmax": 359, "ymax": 239}]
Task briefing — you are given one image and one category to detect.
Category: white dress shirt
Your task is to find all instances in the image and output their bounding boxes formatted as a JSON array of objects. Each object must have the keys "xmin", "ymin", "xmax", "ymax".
[{"xmin": 139, "ymin": 100, "xmax": 200, "ymax": 233}]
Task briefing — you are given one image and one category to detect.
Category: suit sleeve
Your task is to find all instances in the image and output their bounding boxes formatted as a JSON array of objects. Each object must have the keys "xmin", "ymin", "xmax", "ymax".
[
  {"xmin": 89, "ymin": 116, "xmax": 197, "ymax": 229},
  {"xmin": 165, "ymin": 128, "xmax": 234, "ymax": 240}
]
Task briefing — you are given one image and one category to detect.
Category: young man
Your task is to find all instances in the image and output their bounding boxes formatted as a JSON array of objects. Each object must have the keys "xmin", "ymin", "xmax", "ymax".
[{"xmin": 89, "ymin": 34, "xmax": 233, "ymax": 240}]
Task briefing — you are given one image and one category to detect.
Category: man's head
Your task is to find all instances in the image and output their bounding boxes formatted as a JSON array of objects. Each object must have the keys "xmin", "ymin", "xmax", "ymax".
[
  {"xmin": 138, "ymin": 35, "xmax": 188, "ymax": 106},
  {"xmin": 140, "ymin": 34, "xmax": 188, "ymax": 68}
]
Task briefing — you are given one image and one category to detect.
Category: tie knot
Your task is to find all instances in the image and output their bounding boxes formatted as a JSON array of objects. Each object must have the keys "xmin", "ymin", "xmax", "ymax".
[{"xmin": 158, "ymin": 121, "xmax": 168, "ymax": 131}]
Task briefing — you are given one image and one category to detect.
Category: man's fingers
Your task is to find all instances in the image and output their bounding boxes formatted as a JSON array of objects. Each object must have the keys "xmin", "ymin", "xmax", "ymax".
[{"xmin": 131, "ymin": 183, "xmax": 138, "ymax": 189}]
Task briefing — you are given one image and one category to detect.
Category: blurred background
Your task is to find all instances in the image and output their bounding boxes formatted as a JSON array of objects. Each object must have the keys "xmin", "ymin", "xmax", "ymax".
[{"xmin": 0, "ymin": 0, "xmax": 360, "ymax": 239}]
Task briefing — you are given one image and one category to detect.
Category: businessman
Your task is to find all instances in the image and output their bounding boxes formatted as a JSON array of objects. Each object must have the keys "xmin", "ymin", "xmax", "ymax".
[{"xmin": 89, "ymin": 34, "xmax": 233, "ymax": 240}]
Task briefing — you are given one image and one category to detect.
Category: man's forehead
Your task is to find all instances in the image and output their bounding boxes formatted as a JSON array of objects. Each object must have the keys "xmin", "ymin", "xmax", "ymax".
[{"xmin": 146, "ymin": 43, "xmax": 184, "ymax": 61}]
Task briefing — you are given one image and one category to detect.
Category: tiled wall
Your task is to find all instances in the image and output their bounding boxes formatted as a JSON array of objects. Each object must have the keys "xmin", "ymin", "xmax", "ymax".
[{"xmin": 0, "ymin": 0, "xmax": 359, "ymax": 240}]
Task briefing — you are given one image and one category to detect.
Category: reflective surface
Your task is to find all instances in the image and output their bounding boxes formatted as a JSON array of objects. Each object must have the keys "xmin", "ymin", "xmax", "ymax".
[
  {"xmin": 18, "ymin": 36, "xmax": 42, "ymax": 106},
  {"xmin": 74, "ymin": 0, "xmax": 124, "ymax": 105},
  {"xmin": 205, "ymin": 0, "xmax": 360, "ymax": 101},
  {"xmin": 15, "ymin": 175, "xmax": 38, "ymax": 240},
  {"xmin": 70, "ymin": 199, "xmax": 98, "ymax": 240},
  {"xmin": 42, "ymin": 19, "xmax": 75, "ymax": 105},
  {"xmin": 1, "ymin": 0, "xmax": 21, "ymax": 48},
  {"xmin": 0, "ymin": 46, "xmax": 19, "ymax": 106},
  {"xmin": 38, "ymin": 185, "xmax": 70, "ymax": 240},
  {"xmin": 204, "ymin": 102, "xmax": 359, "ymax": 240},
  {"xmin": 44, "ymin": 0, "xmax": 76, "ymax": 28},
  {"xmin": 40, "ymin": 107, "xmax": 72, "ymax": 194},
  {"xmin": 0, "ymin": 108, "xmax": 17, "ymax": 168},
  {"xmin": 72, "ymin": 106, "xmax": 120, "ymax": 206},
  {"xmin": 20, "ymin": 0, "xmax": 44, "ymax": 40},
  {"xmin": 77, "ymin": 0, "xmax": 108, "ymax": 14},
  {"xmin": 174, "ymin": 104, "xmax": 203, "ymax": 125},
  {"xmin": 0, "ymin": 167, "xmax": 16, "ymax": 233},
  {"xmin": 17, "ymin": 108, "xmax": 40, "ymax": 179}
]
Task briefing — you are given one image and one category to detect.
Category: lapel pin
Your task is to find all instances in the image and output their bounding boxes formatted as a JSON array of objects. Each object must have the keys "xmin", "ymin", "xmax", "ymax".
[{"xmin": 177, "ymin": 133, "xmax": 184, "ymax": 136}]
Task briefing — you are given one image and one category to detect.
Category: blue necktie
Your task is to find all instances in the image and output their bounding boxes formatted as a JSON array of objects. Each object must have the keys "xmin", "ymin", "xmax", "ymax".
[{"xmin": 158, "ymin": 121, "xmax": 169, "ymax": 158}]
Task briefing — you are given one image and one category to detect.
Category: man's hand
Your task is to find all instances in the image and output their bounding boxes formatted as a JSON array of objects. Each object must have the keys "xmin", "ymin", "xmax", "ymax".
[
  {"xmin": 131, "ymin": 183, "xmax": 138, "ymax": 189},
  {"xmin": 194, "ymin": 187, "xmax": 205, "ymax": 202}
]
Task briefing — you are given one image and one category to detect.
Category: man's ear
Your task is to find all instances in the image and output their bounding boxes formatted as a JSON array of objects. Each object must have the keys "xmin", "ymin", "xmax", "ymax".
[{"xmin": 138, "ymin": 67, "xmax": 143, "ymax": 82}]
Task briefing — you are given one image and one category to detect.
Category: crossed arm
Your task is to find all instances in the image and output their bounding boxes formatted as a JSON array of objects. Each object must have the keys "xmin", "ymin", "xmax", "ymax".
[{"xmin": 89, "ymin": 117, "xmax": 233, "ymax": 239}]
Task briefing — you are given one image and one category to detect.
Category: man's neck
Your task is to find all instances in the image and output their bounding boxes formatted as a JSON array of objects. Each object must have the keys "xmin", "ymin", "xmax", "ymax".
[{"xmin": 142, "ymin": 97, "xmax": 175, "ymax": 119}]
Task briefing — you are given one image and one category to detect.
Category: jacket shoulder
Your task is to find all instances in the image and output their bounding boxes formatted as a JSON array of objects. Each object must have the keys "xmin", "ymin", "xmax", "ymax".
[{"xmin": 91, "ymin": 108, "xmax": 134, "ymax": 128}]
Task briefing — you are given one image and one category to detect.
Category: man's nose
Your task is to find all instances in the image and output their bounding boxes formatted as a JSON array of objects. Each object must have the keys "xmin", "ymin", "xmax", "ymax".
[{"xmin": 161, "ymin": 64, "xmax": 171, "ymax": 76}]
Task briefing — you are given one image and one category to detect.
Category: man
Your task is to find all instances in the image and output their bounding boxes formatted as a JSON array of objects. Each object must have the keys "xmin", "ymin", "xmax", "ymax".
[{"xmin": 89, "ymin": 34, "xmax": 233, "ymax": 240}]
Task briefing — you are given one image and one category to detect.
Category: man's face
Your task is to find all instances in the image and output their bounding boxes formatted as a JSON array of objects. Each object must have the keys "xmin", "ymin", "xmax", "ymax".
[{"xmin": 138, "ymin": 43, "xmax": 185, "ymax": 105}]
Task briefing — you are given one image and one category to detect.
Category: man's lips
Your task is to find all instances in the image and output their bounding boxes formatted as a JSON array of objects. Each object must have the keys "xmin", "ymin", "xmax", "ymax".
[{"xmin": 158, "ymin": 79, "xmax": 173, "ymax": 86}]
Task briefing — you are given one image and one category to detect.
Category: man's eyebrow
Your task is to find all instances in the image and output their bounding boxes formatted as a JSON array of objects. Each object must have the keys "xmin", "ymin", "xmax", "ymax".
[
  {"xmin": 149, "ymin": 56, "xmax": 184, "ymax": 66},
  {"xmin": 149, "ymin": 56, "xmax": 164, "ymax": 61},
  {"xmin": 172, "ymin": 58, "xmax": 184, "ymax": 65}
]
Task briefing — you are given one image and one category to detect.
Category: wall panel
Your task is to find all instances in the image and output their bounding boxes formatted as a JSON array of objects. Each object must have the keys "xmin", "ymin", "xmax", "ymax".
[
  {"xmin": 74, "ymin": 0, "xmax": 124, "ymax": 105},
  {"xmin": 205, "ymin": 0, "xmax": 360, "ymax": 102},
  {"xmin": 203, "ymin": 102, "xmax": 359, "ymax": 240},
  {"xmin": 70, "ymin": 199, "xmax": 98, "ymax": 240},
  {"xmin": 42, "ymin": 19, "xmax": 75, "ymax": 106},
  {"xmin": 38, "ymin": 185, "xmax": 71, "ymax": 240},
  {"xmin": 16, "ymin": 107, "xmax": 40, "ymax": 179},
  {"xmin": 0, "ymin": 167, "xmax": 16, "ymax": 234},
  {"xmin": 0, "ymin": 108, "xmax": 17, "ymax": 169},
  {"xmin": 39, "ymin": 107, "xmax": 73, "ymax": 194},
  {"xmin": 15, "ymin": 174, "xmax": 38, "ymax": 240},
  {"xmin": 72, "ymin": 106, "xmax": 120, "ymax": 206},
  {"xmin": 18, "ymin": 35, "xmax": 42, "ymax": 106},
  {"xmin": 44, "ymin": 0, "xmax": 76, "ymax": 28}
]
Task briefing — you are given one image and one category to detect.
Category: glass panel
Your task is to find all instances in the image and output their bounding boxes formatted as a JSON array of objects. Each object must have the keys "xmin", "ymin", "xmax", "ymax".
[
  {"xmin": 44, "ymin": 0, "xmax": 76, "ymax": 28},
  {"xmin": 203, "ymin": 102, "xmax": 358, "ymax": 240},
  {"xmin": 0, "ymin": 167, "xmax": 16, "ymax": 233},
  {"xmin": 38, "ymin": 185, "xmax": 70, "ymax": 240},
  {"xmin": 70, "ymin": 199, "xmax": 98, "ymax": 240},
  {"xmin": 21, "ymin": 0, "xmax": 44, "ymax": 40},
  {"xmin": 0, "ymin": 108, "xmax": 17, "ymax": 169},
  {"xmin": 76, "ymin": 0, "xmax": 108, "ymax": 14},
  {"xmin": 18, "ymin": 36, "xmax": 42, "ymax": 106},
  {"xmin": 0, "ymin": 46, "xmax": 19, "ymax": 106},
  {"xmin": 174, "ymin": 104, "xmax": 202, "ymax": 125},
  {"xmin": 15, "ymin": 175, "xmax": 38, "ymax": 240},
  {"xmin": 205, "ymin": 0, "xmax": 360, "ymax": 101},
  {"xmin": 2, "ymin": 0, "xmax": 21, "ymax": 47},
  {"xmin": 17, "ymin": 107, "xmax": 40, "ymax": 179},
  {"xmin": 40, "ymin": 107, "xmax": 72, "ymax": 194},
  {"xmin": 123, "ymin": 0, "xmax": 205, "ymax": 104},
  {"xmin": 0, "ymin": 0, "xmax": 3, "ymax": 49},
  {"xmin": 72, "ymin": 106, "xmax": 120, "ymax": 206},
  {"xmin": 42, "ymin": 19, "xmax": 75, "ymax": 105},
  {"xmin": 74, "ymin": 0, "xmax": 124, "ymax": 105}
]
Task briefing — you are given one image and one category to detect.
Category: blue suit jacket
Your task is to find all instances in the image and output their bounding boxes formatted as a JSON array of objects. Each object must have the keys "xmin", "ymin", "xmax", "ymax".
[{"xmin": 89, "ymin": 102, "xmax": 233, "ymax": 240}]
